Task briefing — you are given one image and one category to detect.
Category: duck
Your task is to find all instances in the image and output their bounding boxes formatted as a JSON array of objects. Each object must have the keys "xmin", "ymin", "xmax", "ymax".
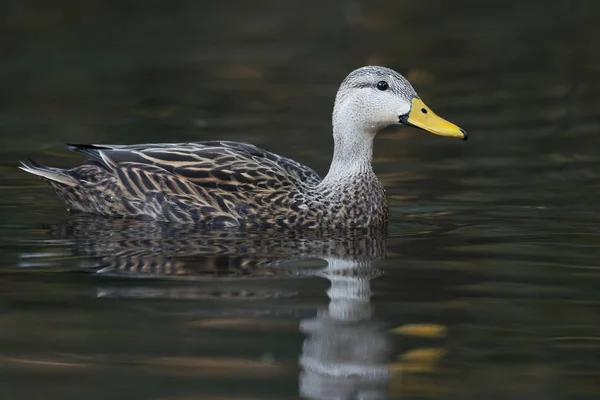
[{"xmin": 19, "ymin": 66, "xmax": 466, "ymax": 229}]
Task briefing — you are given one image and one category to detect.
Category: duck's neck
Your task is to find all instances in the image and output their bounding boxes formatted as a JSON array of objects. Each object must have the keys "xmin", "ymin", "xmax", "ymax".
[{"xmin": 320, "ymin": 121, "xmax": 376, "ymax": 186}]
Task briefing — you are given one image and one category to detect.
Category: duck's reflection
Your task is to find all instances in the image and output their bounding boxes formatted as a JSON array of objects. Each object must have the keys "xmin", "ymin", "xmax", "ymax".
[
  {"xmin": 299, "ymin": 255, "xmax": 390, "ymax": 400},
  {"xmin": 22, "ymin": 215, "xmax": 393, "ymax": 399}
]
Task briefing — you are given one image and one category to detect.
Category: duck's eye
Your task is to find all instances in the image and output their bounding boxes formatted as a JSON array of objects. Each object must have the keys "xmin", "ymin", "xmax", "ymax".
[{"xmin": 376, "ymin": 81, "xmax": 389, "ymax": 91}]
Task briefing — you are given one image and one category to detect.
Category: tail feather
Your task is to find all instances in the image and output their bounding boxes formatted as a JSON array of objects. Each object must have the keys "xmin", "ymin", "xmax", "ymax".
[
  {"xmin": 67, "ymin": 143, "xmax": 114, "ymax": 169},
  {"xmin": 19, "ymin": 158, "xmax": 78, "ymax": 187}
]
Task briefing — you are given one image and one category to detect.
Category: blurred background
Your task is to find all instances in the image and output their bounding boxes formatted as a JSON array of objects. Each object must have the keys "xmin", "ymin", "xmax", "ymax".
[{"xmin": 1, "ymin": 0, "xmax": 600, "ymax": 399}]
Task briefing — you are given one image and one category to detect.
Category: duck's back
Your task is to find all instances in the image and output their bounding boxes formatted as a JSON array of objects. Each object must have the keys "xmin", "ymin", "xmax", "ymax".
[{"xmin": 21, "ymin": 141, "xmax": 326, "ymax": 228}]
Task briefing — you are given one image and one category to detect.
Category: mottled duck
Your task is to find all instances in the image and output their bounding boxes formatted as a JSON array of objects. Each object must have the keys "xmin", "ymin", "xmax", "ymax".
[{"xmin": 20, "ymin": 66, "xmax": 466, "ymax": 228}]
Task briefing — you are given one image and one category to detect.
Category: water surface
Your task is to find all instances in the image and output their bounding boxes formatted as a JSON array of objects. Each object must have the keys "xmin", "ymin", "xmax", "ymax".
[{"xmin": 1, "ymin": 1, "xmax": 600, "ymax": 399}]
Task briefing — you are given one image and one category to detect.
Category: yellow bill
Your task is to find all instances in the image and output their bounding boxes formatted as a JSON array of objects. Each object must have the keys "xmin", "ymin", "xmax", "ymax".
[{"xmin": 404, "ymin": 98, "xmax": 467, "ymax": 140}]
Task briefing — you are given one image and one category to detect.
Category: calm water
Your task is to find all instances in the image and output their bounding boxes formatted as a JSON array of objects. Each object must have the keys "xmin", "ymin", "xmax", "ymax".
[{"xmin": 2, "ymin": 0, "xmax": 600, "ymax": 399}]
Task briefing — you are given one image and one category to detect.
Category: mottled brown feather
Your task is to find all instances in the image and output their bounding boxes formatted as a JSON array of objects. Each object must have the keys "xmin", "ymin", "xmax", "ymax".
[{"xmin": 20, "ymin": 140, "xmax": 388, "ymax": 228}]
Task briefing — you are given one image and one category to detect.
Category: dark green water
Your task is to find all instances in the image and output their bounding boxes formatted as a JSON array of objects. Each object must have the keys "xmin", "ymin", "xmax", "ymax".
[{"xmin": 2, "ymin": 0, "xmax": 600, "ymax": 398}]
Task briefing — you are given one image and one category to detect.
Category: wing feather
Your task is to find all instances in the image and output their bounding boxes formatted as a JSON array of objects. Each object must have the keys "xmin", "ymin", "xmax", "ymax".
[
  {"xmin": 69, "ymin": 141, "xmax": 322, "ymax": 192},
  {"xmin": 63, "ymin": 141, "xmax": 322, "ymax": 226}
]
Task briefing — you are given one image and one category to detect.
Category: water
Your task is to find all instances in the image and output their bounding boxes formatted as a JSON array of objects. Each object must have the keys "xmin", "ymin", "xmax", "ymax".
[{"xmin": 2, "ymin": 0, "xmax": 600, "ymax": 398}]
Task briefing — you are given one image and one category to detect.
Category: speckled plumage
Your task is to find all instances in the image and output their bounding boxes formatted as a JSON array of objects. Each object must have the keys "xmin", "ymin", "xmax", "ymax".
[
  {"xmin": 19, "ymin": 66, "xmax": 465, "ymax": 228},
  {"xmin": 21, "ymin": 141, "xmax": 387, "ymax": 228}
]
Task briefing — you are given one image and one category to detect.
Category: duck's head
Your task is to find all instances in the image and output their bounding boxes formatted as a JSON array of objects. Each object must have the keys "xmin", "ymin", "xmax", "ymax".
[{"xmin": 333, "ymin": 66, "xmax": 467, "ymax": 141}]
